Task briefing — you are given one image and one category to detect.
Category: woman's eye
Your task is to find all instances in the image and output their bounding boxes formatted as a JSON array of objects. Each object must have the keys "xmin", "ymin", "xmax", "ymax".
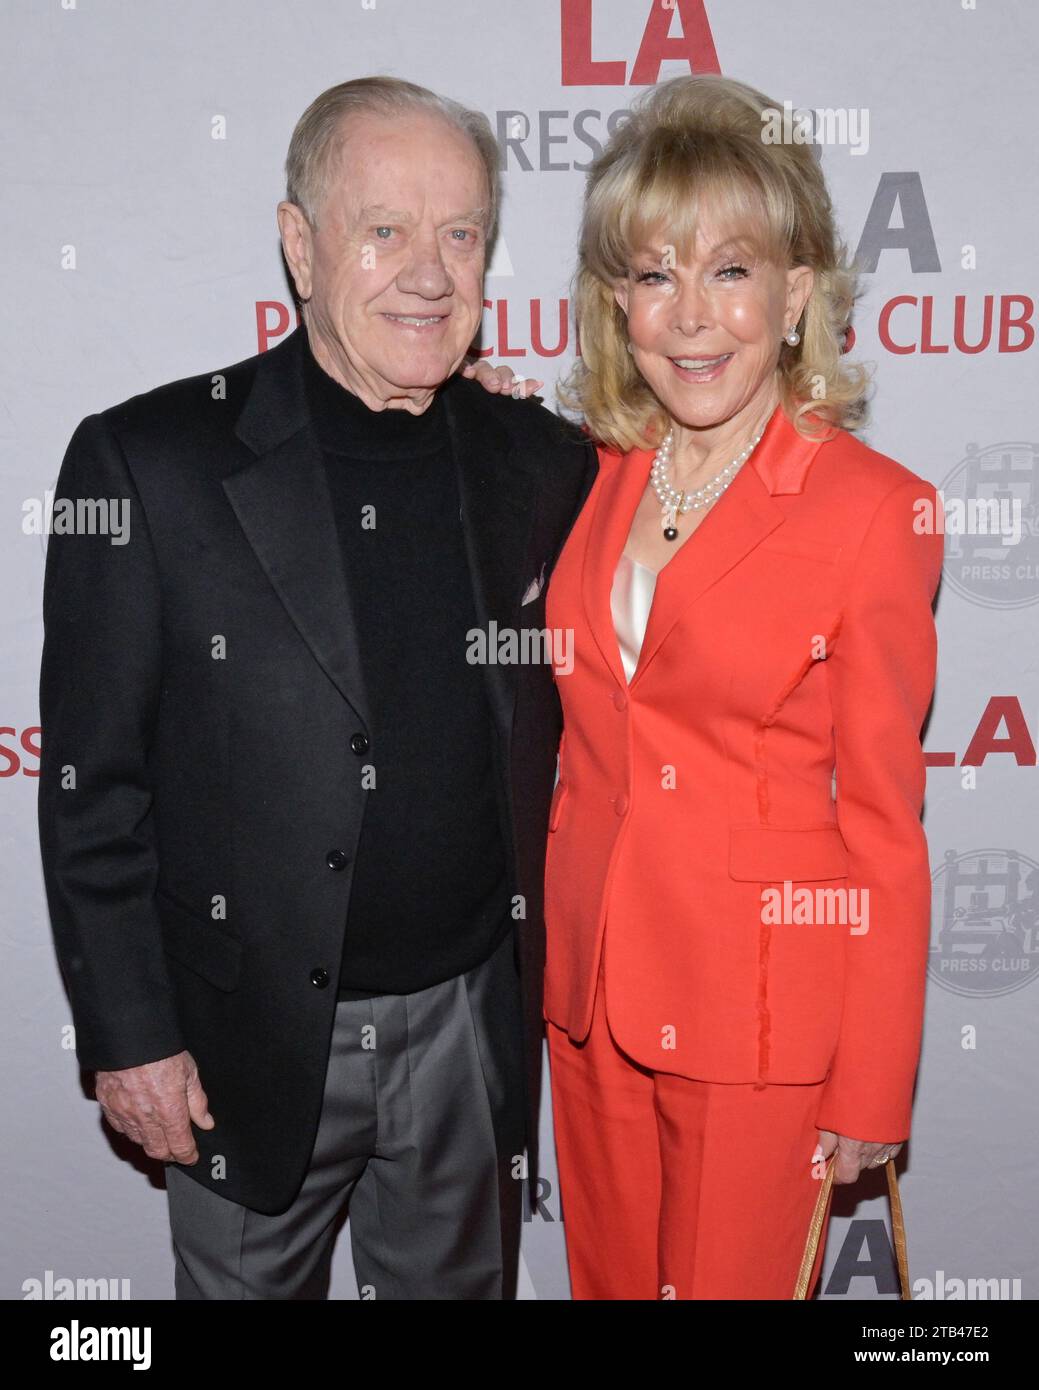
[
  {"xmin": 717, "ymin": 262, "xmax": 750, "ymax": 279},
  {"xmin": 634, "ymin": 269, "xmax": 668, "ymax": 284}
]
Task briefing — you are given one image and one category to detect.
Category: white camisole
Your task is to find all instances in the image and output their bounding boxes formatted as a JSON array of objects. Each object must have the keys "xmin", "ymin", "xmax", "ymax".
[{"xmin": 610, "ymin": 551, "xmax": 658, "ymax": 684}]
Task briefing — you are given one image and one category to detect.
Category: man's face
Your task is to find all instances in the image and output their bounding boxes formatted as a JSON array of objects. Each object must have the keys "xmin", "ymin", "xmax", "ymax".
[{"xmin": 279, "ymin": 110, "xmax": 490, "ymax": 411}]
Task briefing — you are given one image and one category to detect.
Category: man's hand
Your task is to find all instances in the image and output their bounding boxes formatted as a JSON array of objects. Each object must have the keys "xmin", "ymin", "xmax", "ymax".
[
  {"xmin": 94, "ymin": 1051, "xmax": 214, "ymax": 1164},
  {"xmin": 460, "ymin": 359, "xmax": 544, "ymax": 398},
  {"xmin": 817, "ymin": 1129, "xmax": 904, "ymax": 1184}
]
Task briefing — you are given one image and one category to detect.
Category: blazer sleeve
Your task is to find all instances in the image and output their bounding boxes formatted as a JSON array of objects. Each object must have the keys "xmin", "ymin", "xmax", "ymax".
[
  {"xmin": 38, "ymin": 414, "xmax": 185, "ymax": 1073},
  {"xmin": 815, "ymin": 476, "xmax": 943, "ymax": 1141}
]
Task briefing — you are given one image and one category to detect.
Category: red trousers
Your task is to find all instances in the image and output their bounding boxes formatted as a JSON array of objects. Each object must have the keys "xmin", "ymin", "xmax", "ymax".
[{"xmin": 546, "ymin": 937, "xmax": 833, "ymax": 1300}]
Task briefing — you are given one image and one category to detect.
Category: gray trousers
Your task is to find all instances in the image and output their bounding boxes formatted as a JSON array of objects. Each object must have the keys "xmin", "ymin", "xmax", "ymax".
[{"xmin": 165, "ymin": 929, "xmax": 524, "ymax": 1299}]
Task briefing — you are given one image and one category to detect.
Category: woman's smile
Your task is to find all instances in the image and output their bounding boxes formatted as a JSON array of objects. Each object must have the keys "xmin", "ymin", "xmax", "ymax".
[{"xmin": 667, "ymin": 351, "xmax": 734, "ymax": 383}]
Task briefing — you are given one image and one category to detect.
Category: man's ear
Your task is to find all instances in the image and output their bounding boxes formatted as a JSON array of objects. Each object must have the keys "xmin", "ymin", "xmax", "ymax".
[{"xmin": 277, "ymin": 201, "xmax": 314, "ymax": 302}]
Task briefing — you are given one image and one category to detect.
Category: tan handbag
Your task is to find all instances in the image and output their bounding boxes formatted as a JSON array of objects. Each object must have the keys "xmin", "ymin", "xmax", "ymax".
[{"xmin": 793, "ymin": 1153, "xmax": 911, "ymax": 1299}]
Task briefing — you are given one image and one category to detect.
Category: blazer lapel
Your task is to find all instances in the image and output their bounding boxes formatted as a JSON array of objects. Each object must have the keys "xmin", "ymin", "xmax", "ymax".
[
  {"xmin": 441, "ymin": 379, "xmax": 537, "ymax": 738},
  {"xmin": 582, "ymin": 403, "xmax": 829, "ymax": 690},
  {"xmin": 581, "ymin": 446, "xmax": 655, "ymax": 688},
  {"xmin": 224, "ymin": 330, "xmax": 545, "ymax": 742},
  {"xmin": 224, "ymin": 329, "xmax": 372, "ymax": 729},
  {"xmin": 630, "ymin": 450, "xmax": 785, "ymax": 686}
]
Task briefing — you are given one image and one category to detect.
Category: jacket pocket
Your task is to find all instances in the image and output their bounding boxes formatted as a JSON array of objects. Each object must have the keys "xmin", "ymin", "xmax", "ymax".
[
  {"xmin": 156, "ymin": 887, "xmax": 242, "ymax": 992},
  {"xmin": 728, "ymin": 824, "xmax": 849, "ymax": 881}
]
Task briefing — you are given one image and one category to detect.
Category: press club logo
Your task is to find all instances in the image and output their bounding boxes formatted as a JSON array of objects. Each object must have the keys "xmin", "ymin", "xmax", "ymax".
[
  {"xmin": 938, "ymin": 442, "xmax": 1039, "ymax": 608},
  {"xmin": 928, "ymin": 848, "xmax": 1039, "ymax": 997}
]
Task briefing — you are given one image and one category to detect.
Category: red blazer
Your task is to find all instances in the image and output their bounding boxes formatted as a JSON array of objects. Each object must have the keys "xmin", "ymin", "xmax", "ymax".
[{"xmin": 543, "ymin": 403, "xmax": 943, "ymax": 1141}]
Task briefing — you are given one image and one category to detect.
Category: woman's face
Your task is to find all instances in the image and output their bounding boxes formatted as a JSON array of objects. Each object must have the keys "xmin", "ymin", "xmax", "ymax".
[{"xmin": 613, "ymin": 220, "xmax": 814, "ymax": 436}]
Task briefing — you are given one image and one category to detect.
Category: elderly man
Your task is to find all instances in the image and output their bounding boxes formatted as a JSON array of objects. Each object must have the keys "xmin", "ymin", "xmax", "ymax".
[{"xmin": 38, "ymin": 76, "xmax": 596, "ymax": 1300}]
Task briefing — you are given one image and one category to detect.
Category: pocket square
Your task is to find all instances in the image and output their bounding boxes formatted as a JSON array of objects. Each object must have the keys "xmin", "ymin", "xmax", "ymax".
[{"xmin": 521, "ymin": 563, "xmax": 546, "ymax": 605}]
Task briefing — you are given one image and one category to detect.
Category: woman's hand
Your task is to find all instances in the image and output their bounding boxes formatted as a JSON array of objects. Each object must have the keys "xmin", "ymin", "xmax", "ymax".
[
  {"xmin": 816, "ymin": 1129, "xmax": 904, "ymax": 1184},
  {"xmin": 460, "ymin": 359, "xmax": 544, "ymax": 398}
]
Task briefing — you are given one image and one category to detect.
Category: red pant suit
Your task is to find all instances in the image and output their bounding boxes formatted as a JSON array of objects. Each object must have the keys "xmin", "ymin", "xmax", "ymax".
[{"xmin": 542, "ymin": 402, "xmax": 943, "ymax": 1299}]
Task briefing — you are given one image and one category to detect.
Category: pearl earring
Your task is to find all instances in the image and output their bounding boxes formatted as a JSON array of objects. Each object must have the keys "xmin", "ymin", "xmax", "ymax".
[{"xmin": 783, "ymin": 326, "xmax": 800, "ymax": 346}]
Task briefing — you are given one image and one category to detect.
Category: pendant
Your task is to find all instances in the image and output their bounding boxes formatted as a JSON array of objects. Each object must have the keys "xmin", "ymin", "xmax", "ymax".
[
  {"xmin": 663, "ymin": 526, "xmax": 679, "ymax": 541},
  {"xmin": 663, "ymin": 502, "xmax": 679, "ymax": 541}
]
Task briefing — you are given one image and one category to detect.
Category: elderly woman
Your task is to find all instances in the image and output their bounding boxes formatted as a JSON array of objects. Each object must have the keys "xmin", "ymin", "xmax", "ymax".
[{"xmin": 473, "ymin": 72, "xmax": 942, "ymax": 1301}]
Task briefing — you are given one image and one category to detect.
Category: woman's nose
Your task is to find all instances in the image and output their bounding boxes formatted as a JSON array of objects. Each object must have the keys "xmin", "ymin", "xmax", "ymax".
[{"xmin": 671, "ymin": 278, "xmax": 711, "ymax": 338}]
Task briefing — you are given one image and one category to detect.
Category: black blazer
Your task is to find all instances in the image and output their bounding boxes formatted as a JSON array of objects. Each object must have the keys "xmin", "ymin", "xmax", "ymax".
[{"xmin": 38, "ymin": 326, "xmax": 597, "ymax": 1214}]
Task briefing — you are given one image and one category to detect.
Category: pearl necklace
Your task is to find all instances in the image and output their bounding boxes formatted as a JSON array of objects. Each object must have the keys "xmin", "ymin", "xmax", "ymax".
[{"xmin": 650, "ymin": 426, "xmax": 765, "ymax": 540}]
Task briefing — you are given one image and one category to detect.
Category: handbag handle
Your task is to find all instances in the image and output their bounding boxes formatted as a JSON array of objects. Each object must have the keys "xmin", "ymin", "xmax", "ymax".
[{"xmin": 793, "ymin": 1153, "xmax": 911, "ymax": 1299}]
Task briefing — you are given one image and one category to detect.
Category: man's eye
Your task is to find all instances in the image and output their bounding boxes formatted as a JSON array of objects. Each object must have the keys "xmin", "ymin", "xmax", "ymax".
[
  {"xmin": 374, "ymin": 226, "xmax": 394, "ymax": 239},
  {"xmin": 450, "ymin": 228, "xmax": 475, "ymax": 242}
]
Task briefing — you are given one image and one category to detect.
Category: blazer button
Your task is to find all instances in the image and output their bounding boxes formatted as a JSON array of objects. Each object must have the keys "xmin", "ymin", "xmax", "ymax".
[
  {"xmin": 310, "ymin": 967, "xmax": 330, "ymax": 988},
  {"xmin": 612, "ymin": 690, "xmax": 628, "ymax": 711},
  {"xmin": 613, "ymin": 792, "xmax": 629, "ymax": 817},
  {"xmin": 350, "ymin": 732, "xmax": 369, "ymax": 755},
  {"xmin": 326, "ymin": 849, "xmax": 348, "ymax": 870}
]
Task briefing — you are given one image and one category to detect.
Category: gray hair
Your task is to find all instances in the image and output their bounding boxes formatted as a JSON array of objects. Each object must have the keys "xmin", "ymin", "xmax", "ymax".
[{"xmin": 284, "ymin": 75, "xmax": 500, "ymax": 238}]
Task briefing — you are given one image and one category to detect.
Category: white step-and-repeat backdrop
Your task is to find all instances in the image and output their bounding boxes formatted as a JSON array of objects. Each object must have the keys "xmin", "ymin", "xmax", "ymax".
[{"xmin": 3, "ymin": 0, "xmax": 1035, "ymax": 1301}]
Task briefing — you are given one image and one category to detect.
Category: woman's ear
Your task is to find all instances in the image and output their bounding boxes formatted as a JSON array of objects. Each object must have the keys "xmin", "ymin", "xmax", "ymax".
[
  {"xmin": 613, "ymin": 278, "xmax": 631, "ymax": 316},
  {"xmin": 785, "ymin": 264, "xmax": 814, "ymax": 327}
]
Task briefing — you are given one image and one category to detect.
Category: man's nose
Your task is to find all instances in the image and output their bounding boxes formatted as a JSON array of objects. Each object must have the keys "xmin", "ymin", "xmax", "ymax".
[{"xmin": 395, "ymin": 231, "xmax": 453, "ymax": 300}]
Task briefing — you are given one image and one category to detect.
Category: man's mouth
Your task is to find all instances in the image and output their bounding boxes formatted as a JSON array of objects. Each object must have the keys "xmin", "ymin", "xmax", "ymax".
[{"xmin": 383, "ymin": 313, "xmax": 448, "ymax": 329}]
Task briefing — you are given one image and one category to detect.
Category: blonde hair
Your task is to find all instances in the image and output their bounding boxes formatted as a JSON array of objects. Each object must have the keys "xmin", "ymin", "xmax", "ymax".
[
  {"xmin": 284, "ymin": 75, "xmax": 500, "ymax": 240},
  {"xmin": 558, "ymin": 74, "xmax": 870, "ymax": 450}
]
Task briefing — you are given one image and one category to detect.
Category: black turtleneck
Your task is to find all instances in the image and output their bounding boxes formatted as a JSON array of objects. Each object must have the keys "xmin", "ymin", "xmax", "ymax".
[{"xmin": 301, "ymin": 330, "xmax": 512, "ymax": 997}]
